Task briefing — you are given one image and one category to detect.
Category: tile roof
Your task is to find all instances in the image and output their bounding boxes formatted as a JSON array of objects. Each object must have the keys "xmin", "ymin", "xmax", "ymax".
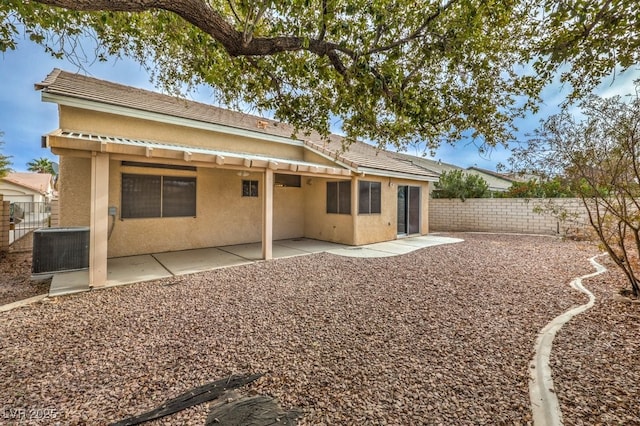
[
  {"xmin": 3, "ymin": 172, "xmax": 53, "ymax": 194},
  {"xmin": 36, "ymin": 69, "xmax": 437, "ymax": 180},
  {"xmin": 387, "ymin": 152, "xmax": 464, "ymax": 175}
]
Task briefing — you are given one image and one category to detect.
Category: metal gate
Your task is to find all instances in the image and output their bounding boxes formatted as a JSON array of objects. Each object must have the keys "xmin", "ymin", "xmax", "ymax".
[{"xmin": 10, "ymin": 201, "xmax": 51, "ymax": 251}]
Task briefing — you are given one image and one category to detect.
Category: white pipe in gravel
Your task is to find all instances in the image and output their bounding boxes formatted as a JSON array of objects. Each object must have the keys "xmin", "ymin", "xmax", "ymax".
[{"xmin": 529, "ymin": 254, "xmax": 608, "ymax": 426}]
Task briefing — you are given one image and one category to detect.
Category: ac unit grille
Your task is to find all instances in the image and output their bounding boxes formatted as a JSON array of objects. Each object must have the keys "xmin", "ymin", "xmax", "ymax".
[{"xmin": 32, "ymin": 227, "xmax": 90, "ymax": 274}]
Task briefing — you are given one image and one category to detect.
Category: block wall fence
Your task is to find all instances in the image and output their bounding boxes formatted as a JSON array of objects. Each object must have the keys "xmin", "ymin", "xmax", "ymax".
[
  {"xmin": 429, "ymin": 198, "xmax": 590, "ymax": 236},
  {"xmin": 50, "ymin": 198, "xmax": 60, "ymax": 227},
  {"xmin": 0, "ymin": 194, "xmax": 9, "ymax": 253}
]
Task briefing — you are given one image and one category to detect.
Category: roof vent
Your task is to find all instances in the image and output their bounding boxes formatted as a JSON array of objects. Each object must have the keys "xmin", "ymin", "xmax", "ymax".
[{"xmin": 256, "ymin": 120, "xmax": 269, "ymax": 129}]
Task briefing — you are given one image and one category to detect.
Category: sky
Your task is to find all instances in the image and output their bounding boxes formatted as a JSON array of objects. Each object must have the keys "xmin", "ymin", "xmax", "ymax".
[{"xmin": 0, "ymin": 38, "xmax": 638, "ymax": 173}]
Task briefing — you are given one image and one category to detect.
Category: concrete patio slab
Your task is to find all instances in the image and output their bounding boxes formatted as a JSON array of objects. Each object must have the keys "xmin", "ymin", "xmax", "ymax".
[
  {"xmin": 399, "ymin": 235, "xmax": 464, "ymax": 247},
  {"xmin": 275, "ymin": 238, "xmax": 348, "ymax": 253},
  {"xmin": 325, "ymin": 246, "xmax": 399, "ymax": 258},
  {"xmin": 49, "ymin": 270, "xmax": 91, "ymax": 297},
  {"xmin": 220, "ymin": 242, "xmax": 309, "ymax": 260},
  {"xmin": 328, "ymin": 235, "xmax": 464, "ymax": 258},
  {"xmin": 152, "ymin": 247, "xmax": 252, "ymax": 275},
  {"xmin": 106, "ymin": 254, "xmax": 173, "ymax": 286}
]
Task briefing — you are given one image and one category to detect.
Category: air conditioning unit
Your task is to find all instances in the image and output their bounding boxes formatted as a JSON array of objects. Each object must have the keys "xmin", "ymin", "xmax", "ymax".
[{"xmin": 32, "ymin": 227, "xmax": 90, "ymax": 277}]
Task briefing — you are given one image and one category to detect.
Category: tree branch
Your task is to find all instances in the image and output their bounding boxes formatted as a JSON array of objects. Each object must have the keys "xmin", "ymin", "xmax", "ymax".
[
  {"xmin": 364, "ymin": 0, "xmax": 458, "ymax": 55},
  {"xmin": 33, "ymin": 0, "xmax": 354, "ymax": 68}
]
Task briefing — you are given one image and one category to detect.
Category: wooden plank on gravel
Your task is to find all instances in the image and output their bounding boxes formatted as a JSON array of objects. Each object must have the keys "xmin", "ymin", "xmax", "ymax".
[
  {"xmin": 110, "ymin": 373, "xmax": 264, "ymax": 426},
  {"xmin": 205, "ymin": 390, "xmax": 301, "ymax": 426}
]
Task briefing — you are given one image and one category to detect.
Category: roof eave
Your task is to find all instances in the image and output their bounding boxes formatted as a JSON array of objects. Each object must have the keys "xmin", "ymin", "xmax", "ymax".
[{"xmin": 357, "ymin": 167, "xmax": 438, "ymax": 182}]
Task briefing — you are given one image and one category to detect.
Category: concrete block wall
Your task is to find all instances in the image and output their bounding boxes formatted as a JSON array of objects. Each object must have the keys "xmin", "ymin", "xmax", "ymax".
[
  {"xmin": 429, "ymin": 198, "xmax": 589, "ymax": 236},
  {"xmin": 0, "ymin": 195, "xmax": 9, "ymax": 253}
]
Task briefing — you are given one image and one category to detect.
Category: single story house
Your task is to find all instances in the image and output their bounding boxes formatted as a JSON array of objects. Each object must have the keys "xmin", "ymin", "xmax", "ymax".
[
  {"xmin": 36, "ymin": 69, "xmax": 438, "ymax": 287},
  {"xmin": 0, "ymin": 172, "xmax": 54, "ymax": 203}
]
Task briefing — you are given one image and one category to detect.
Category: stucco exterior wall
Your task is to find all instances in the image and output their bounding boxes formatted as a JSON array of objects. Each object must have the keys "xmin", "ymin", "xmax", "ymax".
[
  {"xmin": 106, "ymin": 165, "xmax": 266, "ymax": 256},
  {"xmin": 353, "ymin": 178, "xmax": 395, "ymax": 245},
  {"xmin": 302, "ymin": 177, "xmax": 430, "ymax": 246},
  {"xmin": 274, "ymin": 185, "xmax": 304, "ymax": 240},
  {"xmin": 429, "ymin": 198, "xmax": 588, "ymax": 235},
  {"xmin": 58, "ymin": 156, "xmax": 91, "ymax": 227},
  {"xmin": 303, "ymin": 177, "xmax": 355, "ymax": 244},
  {"xmin": 59, "ymin": 106, "xmax": 303, "ymax": 161}
]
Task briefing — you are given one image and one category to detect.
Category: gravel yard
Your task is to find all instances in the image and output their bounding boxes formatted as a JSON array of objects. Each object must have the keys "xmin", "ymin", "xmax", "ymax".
[
  {"xmin": 0, "ymin": 251, "xmax": 49, "ymax": 306},
  {"xmin": 550, "ymin": 255, "xmax": 640, "ymax": 425},
  {"xmin": 0, "ymin": 233, "xmax": 636, "ymax": 425}
]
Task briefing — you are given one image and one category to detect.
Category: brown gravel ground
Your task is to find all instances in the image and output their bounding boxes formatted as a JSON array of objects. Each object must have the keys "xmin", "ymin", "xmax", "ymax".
[
  {"xmin": 0, "ymin": 233, "xmax": 624, "ymax": 425},
  {"xmin": 550, "ymin": 255, "xmax": 640, "ymax": 426},
  {"xmin": 0, "ymin": 252, "xmax": 49, "ymax": 306}
]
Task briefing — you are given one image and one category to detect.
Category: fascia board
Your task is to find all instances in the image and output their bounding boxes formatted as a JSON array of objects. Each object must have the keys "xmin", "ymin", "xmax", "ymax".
[{"xmin": 357, "ymin": 167, "xmax": 438, "ymax": 182}]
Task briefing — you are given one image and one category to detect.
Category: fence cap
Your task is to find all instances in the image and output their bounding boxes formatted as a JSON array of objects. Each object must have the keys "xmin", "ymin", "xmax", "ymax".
[{"xmin": 35, "ymin": 227, "xmax": 90, "ymax": 233}]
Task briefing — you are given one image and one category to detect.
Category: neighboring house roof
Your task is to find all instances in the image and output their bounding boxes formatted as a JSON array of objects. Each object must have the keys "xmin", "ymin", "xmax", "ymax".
[
  {"xmin": 2, "ymin": 172, "xmax": 53, "ymax": 195},
  {"xmin": 387, "ymin": 152, "xmax": 464, "ymax": 175},
  {"xmin": 36, "ymin": 69, "xmax": 438, "ymax": 181},
  {"xmin": 464, "ymin": 167, "xmax": 518, "ymax": 192},
  {"xmin": 388, "ymin": 152, "xmax": 516, "ymax": 192}
]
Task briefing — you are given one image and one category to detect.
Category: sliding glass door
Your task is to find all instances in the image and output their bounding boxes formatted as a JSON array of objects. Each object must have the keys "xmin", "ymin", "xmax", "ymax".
[{"xmin": 397, "ymin": 185, "xmax": 421, "ymax": 235}]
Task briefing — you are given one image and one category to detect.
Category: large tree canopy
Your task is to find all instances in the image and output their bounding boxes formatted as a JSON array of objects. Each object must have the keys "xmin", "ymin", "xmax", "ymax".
[{"xmin": 0, "ymin": 1, "xmax": 638, "ymax": 150}]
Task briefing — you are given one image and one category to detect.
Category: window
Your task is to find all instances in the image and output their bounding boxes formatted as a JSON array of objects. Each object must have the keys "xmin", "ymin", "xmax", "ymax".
[
  {"xmin": 359, "ymin": 181, "xmax": 382, "ymax": 214},
  {"xmin": 326, "ymin": 181, "xmax": 351, "ymax": 214},
  {"xmin": 122, "ymin": 174, "xmax": 196, "ymax": 218},
  {"xmin": 242, "ymin": 180, "xmax": 259, "ymax": 197}
]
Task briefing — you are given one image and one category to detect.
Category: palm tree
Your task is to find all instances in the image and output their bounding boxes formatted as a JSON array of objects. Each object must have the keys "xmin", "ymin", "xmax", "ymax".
[
  {"xmin": 0, "ymin": 132, "xmax": 12, "ymax": 178},
  {"xmin": 27, "ymin": 157, "xmax": 56, "ymax": 175}
]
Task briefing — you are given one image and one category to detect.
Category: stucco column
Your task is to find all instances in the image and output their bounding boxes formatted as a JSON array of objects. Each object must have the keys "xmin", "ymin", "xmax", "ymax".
[
  {"xmin": 90, "ymin": 152, "xmax": 109, "ymax": 287},
  {"xmin": 262, "ymin": 168, "xmax": 274, "ymax": 260}
]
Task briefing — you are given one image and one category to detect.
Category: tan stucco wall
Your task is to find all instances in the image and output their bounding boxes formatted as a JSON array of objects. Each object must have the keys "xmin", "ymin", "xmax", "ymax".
[
  {"xmin": 58, "ymin": 156, "xmax": 91, "ymax": 227},
  {"xmin": 303, "ymin": 177, "xmax": 355, "ymax": 244},
  {"xmin": 302, "ymin": 176, "xmax": 430, "ymax": 246},
  {"xmin": 58, "ymin": 151, "xmax": 429, "ymax": 255},
  {"xmin": 107, "ymin": 165, "xmax": 266, "ymax": 256},
  {"xmin": 59, "ymin": 106, "xmax": 304, "ymax": 161},
  {"xmin": 102, "ymin": 164, "xmax": 304, "ymax": 257},
  {"xmin": 352, "ymin": 178, "xmax": 430, "ymax": 245},
  {"xmin": 274, "ymin": 185, "xmax": 304, "ymax": 240},
  {"xmin": 302, "ymin": 150, "xmax": 344, "ymax": 167}
]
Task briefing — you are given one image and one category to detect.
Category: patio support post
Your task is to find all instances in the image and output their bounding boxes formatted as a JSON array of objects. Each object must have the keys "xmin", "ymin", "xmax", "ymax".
[
  {"xmin": 262, "ymin": 168, "xmax": 273, "ymax": 260},
  {"xmin": 351, "ymin": 176, "xmax": 359, "ymax": 245},
  {"xmin": 90, "ymin": 152, "xmax": 109, "ymax": 287}
]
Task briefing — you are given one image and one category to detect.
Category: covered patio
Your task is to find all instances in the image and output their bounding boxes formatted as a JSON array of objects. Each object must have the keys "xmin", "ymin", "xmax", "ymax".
[{"xmin": 48, "ymin": 235, "xmax": 463, "ymax": 296}]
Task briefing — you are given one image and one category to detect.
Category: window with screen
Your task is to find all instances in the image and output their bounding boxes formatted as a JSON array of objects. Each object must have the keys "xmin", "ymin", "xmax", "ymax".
[
  {"xmin": 242, "ymin": 180, "xmax": 259, "ymax": 197},
  {"xmin": 326, "ymin": 181, "xmax": 351, "ymax": 214},
  {"xmin": 121, "ymin": 174, "xmax": 196, "ymax": 218},
  {"xmin": 358, "ymin": 181, "xmax": 382, "ymax": 214}
]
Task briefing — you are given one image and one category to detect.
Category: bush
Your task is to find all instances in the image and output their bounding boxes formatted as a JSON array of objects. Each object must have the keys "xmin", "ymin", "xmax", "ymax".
[{"xmin": 432, "ymin": 170, "xmax": 489, "ymax": 201}]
